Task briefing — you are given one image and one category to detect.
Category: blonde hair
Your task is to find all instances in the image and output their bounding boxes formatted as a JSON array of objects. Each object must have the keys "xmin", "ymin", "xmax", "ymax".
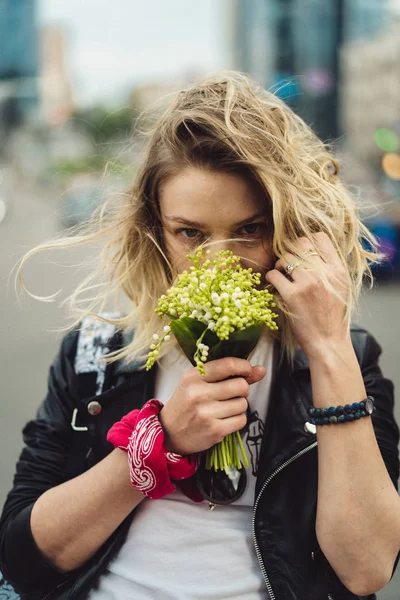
[{"xmin": 18, "ymin": 71, "xmax": 380, "ymax": 364}]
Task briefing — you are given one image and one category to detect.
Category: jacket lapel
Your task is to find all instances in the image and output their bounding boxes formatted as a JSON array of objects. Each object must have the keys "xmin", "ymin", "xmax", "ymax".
[{"xmin": 255, "ymin": 341, "xmax": 317, "ymax": 496}]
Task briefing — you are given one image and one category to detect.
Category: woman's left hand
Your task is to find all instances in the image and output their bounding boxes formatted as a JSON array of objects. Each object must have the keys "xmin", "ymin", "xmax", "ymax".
[{"xmin": 265, "ymin": 232, "xmax": 351, "ymax": 361}]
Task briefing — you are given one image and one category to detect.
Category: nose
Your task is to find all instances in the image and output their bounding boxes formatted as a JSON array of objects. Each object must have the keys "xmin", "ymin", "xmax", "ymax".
[{"xmin": 203, "ymin": 234, "xmax": 233, "ymax": 262}]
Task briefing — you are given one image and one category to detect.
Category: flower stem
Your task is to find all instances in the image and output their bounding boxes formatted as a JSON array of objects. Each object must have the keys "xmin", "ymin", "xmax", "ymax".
[
  {"xmin": 203, "ymin": 432, "xmax": 248, "ymax": 472},
  {"xmin": 231, "ymin": 433, "xmax": 238, "ymax": 467},
  {"xmin": 213, "ymin": 446, "xmax": 218, "ymax": 470},
  {"xmin": 221, "ymin": 438, "xmax": 228, "ymax": 469},
  {"xmin": 228, "ymin": 433, "xmax": 234, "ymax": 462},
  {"xmin": 206, "ymin": 448, "xmax": 211, "ymax": 470},
  {"xmin": 236, "ymin": 430, "xmax": 249, "ymax": 468},
  {"xmin": 218, "ymin": 443, "xmax": 224, "ymax": 470}
]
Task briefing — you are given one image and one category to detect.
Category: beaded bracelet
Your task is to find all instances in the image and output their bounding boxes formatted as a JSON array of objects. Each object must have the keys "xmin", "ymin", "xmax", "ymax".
[{"xmin": 308, "ymin": 396, "xmax": 375, "ymax": 425}]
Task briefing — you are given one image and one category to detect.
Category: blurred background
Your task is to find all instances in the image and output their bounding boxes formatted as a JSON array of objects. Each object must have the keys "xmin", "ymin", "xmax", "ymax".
[{"xmin": 0, "ymin": 1, "xmax": 399, "ymax": 597}]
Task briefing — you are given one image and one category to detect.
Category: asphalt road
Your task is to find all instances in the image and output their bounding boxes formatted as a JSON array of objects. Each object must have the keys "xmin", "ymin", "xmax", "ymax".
[{"xmin": 0, "ymin": 177, "xmax": 399, "ymax": 598}]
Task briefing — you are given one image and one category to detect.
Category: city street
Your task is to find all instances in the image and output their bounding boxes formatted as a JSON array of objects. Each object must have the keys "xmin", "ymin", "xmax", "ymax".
[{"xmin": 0, "ymin": 177, "xmax": 399, "ymax": 598}]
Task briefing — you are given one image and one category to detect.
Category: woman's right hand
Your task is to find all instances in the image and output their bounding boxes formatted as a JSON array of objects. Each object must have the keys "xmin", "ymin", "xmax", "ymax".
[{"xmin": 159, "ymin": 358, "xmax": 266, "ymax": 456}]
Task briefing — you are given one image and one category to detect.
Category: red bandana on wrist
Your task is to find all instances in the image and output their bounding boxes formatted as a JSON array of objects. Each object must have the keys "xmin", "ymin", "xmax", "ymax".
[{"xmin": 107, "ymin": 399, "xmax": 200, "ymax": 501}]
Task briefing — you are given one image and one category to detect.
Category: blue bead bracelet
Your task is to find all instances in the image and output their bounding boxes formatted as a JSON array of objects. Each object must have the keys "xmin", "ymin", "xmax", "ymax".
[{"xmin": 308, "ymin": 396, "xmax": 375, "ymax": 425}]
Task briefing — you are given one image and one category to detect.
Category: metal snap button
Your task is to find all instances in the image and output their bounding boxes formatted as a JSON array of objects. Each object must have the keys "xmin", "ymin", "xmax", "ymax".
[
  {"xmin": 304, "ymin": 421, "xmax": 317, "ymax": 435},
  {"xmin": 87, "ymin": 401, "xmax": 102, "ymax": 416}
]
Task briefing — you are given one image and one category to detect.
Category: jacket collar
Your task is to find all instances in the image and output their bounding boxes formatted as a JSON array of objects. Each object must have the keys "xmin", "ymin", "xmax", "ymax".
[
  {"xmin": 254, "ymin": 339, "xmax": 317, "ymax": 494},
  {"xmin": 292, "ymin": 346, "xmax": 310, "ymax": 371}
]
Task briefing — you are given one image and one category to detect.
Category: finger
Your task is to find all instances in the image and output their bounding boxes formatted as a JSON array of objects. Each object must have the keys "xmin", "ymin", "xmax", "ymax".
[
  {"xmin": 218, "ymin": 413, "xmax": 248, "ymax": 439},
  {"xmin": 295, "ymin": 237, "xmax": 324, "ymax": 262},
  {"xmin": 308, "ymin": 232, "xmax": 341, "ymax": 266},
  {"xmin": 299, "ymin": 234, "xmax": 347, "ymax": 288},
  {"xmin": 265, "ymin": 267, "xmax": 295, "ymax": 297},
  {"xmin": 202, "ymin": 357, "xmax": 252, "ymax": 383},
  {"xmin": 208, "ymin": 376, "xmax": 250, "ymax": 402},
  {"xmin": 206, "ymin": 365, "xmax": 265, "ymax": 402},
  {"xmin": 245, "ymin": 365, "xmax": 266, "ymax": 385},
  {"xmin": 274, "ymin": 255, "xmax": 305, "ymax": 281},
  {"xmin": 212, "ymin": 397, "xmax": 248, "ymax": 419}
]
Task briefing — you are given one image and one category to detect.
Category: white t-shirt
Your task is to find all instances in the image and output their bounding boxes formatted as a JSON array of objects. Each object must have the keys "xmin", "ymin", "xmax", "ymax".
[{"xmin": 88, "ymin": 328, "xmax": 274, "ymax": 600}]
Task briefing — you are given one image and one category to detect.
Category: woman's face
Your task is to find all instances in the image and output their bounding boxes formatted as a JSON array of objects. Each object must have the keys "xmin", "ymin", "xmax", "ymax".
[{"xmin": 159, "ymin": 166, "xmax": 274, "ymax": 277}]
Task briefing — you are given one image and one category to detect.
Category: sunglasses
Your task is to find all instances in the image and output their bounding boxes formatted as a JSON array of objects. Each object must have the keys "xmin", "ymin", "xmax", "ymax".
[{"xmin": 195, "ymin": 453, "xmax": 247, "ymax": 510}]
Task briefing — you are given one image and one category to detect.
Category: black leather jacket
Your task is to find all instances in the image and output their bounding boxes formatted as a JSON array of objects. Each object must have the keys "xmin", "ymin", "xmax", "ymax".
[{"xmin": 0, "ymin": 326, "xmax": 399, "ymax": 600}]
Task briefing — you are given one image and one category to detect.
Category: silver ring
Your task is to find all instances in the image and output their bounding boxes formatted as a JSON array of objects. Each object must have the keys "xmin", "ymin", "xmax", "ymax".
[
  {"xmin": 285, "ymin": 263, "xmax": 299, "ymax": 275},
  {"xmin": 304, "ymin": 248, "xmax": 320, "ymax": 257}
]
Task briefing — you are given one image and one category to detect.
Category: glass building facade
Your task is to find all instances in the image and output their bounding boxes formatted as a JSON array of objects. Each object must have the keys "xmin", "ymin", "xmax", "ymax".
[
  {"xmin": 232, "ymin": 0, "xmax": 388, "ymax": 141},
  {"xmin": 0, "ymin": 0, "xmax": 39, "ymax": 116}
]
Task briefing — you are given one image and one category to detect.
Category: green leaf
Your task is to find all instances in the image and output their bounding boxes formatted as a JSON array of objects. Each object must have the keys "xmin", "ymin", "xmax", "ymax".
[
  {"xmin": 165, "ymin": 313, "xmax": 179, "ymax": 321},
  {"xmin": 169, "ymin": 318, "xmax": 217, "ymax": 366},
  {"xmin": 207, "ymin": 324, "xmax": 262, "ymax": 362},
  {"xmin": 169, "ymin": 318, "xmax": 262, "ymax": 366}
]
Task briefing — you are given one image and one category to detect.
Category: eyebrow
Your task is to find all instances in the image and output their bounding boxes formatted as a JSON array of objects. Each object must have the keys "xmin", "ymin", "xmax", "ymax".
[{"xmin": 164, "ymin": 211, "xmax": 268, "ymax": 229}]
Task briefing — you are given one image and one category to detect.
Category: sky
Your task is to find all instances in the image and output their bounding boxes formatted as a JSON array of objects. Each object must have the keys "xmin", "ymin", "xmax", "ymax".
[{"xmin": 39, "ymin": 0, "xmax": 229, "ymax": 106}]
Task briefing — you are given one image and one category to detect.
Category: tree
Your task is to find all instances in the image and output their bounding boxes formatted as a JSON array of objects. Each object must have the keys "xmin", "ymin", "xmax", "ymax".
[{"xmin": 71, "ymin": 104, "xmax": 137, "ymax": 146}]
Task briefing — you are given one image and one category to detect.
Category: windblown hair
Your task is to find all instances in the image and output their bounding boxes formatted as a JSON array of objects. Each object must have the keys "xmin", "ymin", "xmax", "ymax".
[{"xmin": 18, "ymin": 71, "xmax": 380, "ymax": 364}]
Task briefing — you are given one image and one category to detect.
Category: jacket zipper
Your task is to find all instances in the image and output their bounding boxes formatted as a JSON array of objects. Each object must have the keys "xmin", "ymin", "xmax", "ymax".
[
  {"xmin": 252, "ymin": 441, "xmax": 318, "ymax": 600},
  {"xmin": 40, "ymin": 580, "xmax": 69, "ymax": 600}
]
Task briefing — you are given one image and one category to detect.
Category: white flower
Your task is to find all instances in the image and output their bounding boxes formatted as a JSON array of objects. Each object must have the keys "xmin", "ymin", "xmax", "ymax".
[
  {"xmin": 214, "ymin": 306, "xmax": 222, "ymax": 313},
  {"xmin": 221, "ymin": 292, "xmax": 229, "ymax": 300},
  {"xmin": 164, "ymin": 335, "xmax": 171, "ymax": 341},
  {"xmin": 222, "ymin": 316, "xmax": 229, "ymax": 323},
  {"xmin": 211, "ymin": 292, "xmax": 220, "ymax": 305},
  {"xmin": 197, "ymin": 343, "xmax": 209, "ymax": 354},
  {"xmin": 204, "ymin": 311, "xmax": 212, "ymax": 321},
  {"xmin": 153, "ymin": 334, "xmax": 159, "ymax": 340},
  {"xmin": 163, "ymin": 325, "xmax": 171, "ymax": 333},
  {"xmin": 235, "ymin": 300, "xmax": 242, "ymax": 309},
  {"xmin": 208, "ymin": 321, "xmax": 216, "ymax": 330},
  {"xmin": 200, "ymin": 282, "xmax": 207, "ymax": 290}
]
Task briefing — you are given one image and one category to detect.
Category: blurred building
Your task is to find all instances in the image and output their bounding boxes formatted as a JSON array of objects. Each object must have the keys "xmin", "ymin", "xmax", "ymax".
[
  {"xmin": 0, "ymin": 0, "xmax": 39, "ymax": 124},
  {"xmin": 40, "ymin": 26, "xmax": 74, "ymax": 127},
  {"xmin": 230, "ymin": 0, "xmax": 388, "ymax": 142},
  {"xmin": 340, "ymin": 22, "xmax": 400, "ymax": 167},
  {"xmin": 390, "ymin": 0, "xmax": 400, "ymax": 13},
  {"xmin": 344, "ymin": 0, "xmax": 387, "ymax": 40}
]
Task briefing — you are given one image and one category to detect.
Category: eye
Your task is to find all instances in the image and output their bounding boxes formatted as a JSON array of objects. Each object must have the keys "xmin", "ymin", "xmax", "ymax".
[
  {"xmin": 238, "ymin": 223, "xmax": 264, "ymax": 236},
  {"xmin": 177, "ymin": 228, "xmax": 204, "ymax": 240}
]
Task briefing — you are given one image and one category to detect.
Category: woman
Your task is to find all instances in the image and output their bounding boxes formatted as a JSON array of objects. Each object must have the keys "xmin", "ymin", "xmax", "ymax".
[{"xmin": 0, "ymin": 71, "xmax": 399, "ymax": 600}]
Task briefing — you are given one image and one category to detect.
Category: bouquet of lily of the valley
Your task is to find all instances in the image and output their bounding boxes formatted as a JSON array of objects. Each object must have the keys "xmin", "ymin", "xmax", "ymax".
[{"xmin": 146, "ymin": 248, "xmax": 278, "ymax": 474}]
